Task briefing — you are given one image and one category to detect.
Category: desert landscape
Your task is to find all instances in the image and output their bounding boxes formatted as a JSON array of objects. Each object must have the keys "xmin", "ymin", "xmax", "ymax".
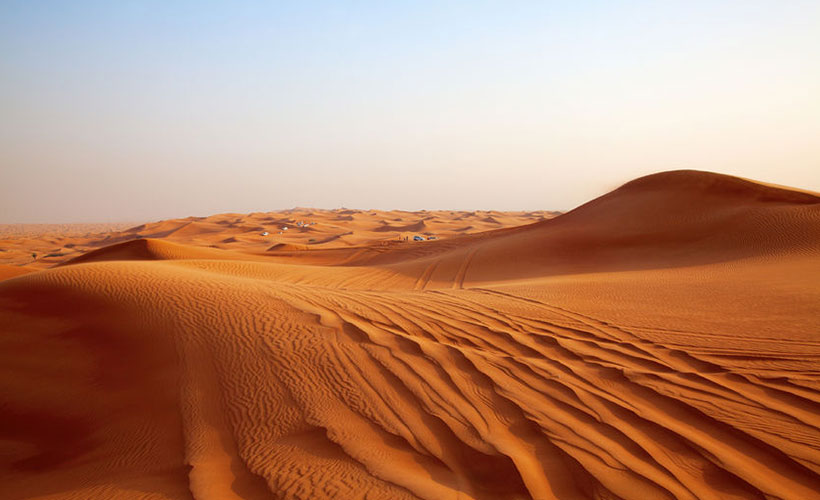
[{"xmin": 1, "ymin": 170, "xmax": 819, "ymax": 500}]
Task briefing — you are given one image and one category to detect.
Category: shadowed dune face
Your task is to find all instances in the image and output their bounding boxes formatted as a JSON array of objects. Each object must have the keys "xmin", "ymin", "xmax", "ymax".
[
  {"xmin": 0, "ymin": 274, "xmax": 192, "ymax": 499},
  {"xmin": 1, "ymin": 171, "xmax": 819, "ymax": 500}
]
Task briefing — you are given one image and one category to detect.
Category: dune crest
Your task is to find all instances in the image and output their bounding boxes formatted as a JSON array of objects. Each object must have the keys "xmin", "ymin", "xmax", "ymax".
[
  {"xmin": 355, "ymin": 170, "xmax": 819, "ymax": 285},
  {"xmin": 61, "ymin": 238, "xmax": 263, "ymax": 266},
  {"xmin": 2, "ymin": 171, "xmax": 819, "ymax": 500}
]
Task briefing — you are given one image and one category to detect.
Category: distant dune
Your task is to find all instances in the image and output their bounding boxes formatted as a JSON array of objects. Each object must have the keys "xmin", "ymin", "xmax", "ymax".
[
  {"xmin": 2, "ymin": 171, "xmax": 819, "ymax": 500},
  {"xmin": 61, "ymin": 238, "xmax": 262, "ymax": 266},
  {"xmin": 0, "ymin": 209, "xmax": 554, "ymax": 269}
]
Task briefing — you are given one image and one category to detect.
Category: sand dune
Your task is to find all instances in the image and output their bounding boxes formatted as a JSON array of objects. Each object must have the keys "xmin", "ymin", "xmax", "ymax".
[
  {"xmin": 62, "ymin": 238, "xmax": 265, "ymax": 266},
  {"xmin": 0, "ymin": 210, "xmax": 553, "ymax": 270},
  {"xmin": 0, "ymin": 264, "xmax": 36, "ymax": 280},
  {"xmin": 355, "ymin": 170, "xmax": 820, "ymax": 285},
  {"xmin": 1, "ymin": 171, "xmax": 819, "ymax": 500}
]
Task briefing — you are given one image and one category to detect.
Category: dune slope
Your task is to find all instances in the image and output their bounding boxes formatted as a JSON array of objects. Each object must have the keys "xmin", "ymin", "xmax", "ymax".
[
  {"xmin": 1, "ymin": 170, "xmax": 819, "ymax": 500},
  {"xmin": 357, "ymin": 170, "xmax": 820, "ymax": 285}
]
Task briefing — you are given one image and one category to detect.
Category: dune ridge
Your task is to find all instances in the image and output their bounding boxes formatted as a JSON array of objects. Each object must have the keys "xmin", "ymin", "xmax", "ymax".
[
  {"xmin": 1, "ymin": 170, "xmax": 819, "ymax": 500},
  {"xmin": 352, "ymin": 170, "xmax": 820, "ymax": 285},
  {"xmin": 0, "ymin": 209, "xmax": 555, "ymax": 270}
]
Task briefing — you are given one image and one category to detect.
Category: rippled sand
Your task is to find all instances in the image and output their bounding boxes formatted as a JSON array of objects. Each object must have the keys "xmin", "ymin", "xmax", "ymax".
[{"xmin": 2, "ymin": 170, "xmax": 819, "ymax": 500}]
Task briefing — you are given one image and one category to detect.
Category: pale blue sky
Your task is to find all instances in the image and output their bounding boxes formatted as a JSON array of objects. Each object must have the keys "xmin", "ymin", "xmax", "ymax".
[{"xmin": 1, "ymin": 1, "xmax": 818, "ymax": 222}]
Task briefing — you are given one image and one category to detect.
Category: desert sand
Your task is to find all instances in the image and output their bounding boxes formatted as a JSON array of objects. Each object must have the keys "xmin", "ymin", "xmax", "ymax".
[{"xmin": 1, "ymin": 170, "xmax": 819, "ymax": 500}]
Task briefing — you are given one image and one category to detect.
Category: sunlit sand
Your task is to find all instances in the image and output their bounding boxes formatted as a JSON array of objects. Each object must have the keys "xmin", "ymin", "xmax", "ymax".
[{"xmin": 2, "ymin": 170, "xmax": 819, "ymax": 499}]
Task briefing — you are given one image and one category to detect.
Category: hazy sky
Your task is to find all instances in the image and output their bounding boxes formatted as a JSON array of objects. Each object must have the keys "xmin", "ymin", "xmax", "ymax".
[{"xmin": 2, "ymin": 1, "xmax": 819, "ymax": 223}]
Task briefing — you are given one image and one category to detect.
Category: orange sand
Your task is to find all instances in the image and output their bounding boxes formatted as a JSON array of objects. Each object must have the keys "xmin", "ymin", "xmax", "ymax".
[
  {"xmin": 0, "ymin": 210, "xmax": 555, "ymax": 269},
  {"xmin": 1, "ymin": 171, "xmax": 818, "ymax": 500}
]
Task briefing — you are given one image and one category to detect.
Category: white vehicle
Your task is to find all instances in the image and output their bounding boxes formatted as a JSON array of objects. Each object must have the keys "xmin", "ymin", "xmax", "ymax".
[{"xmin": 261, "ymin": 231, "xmax": 269, "ymax": 236}]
